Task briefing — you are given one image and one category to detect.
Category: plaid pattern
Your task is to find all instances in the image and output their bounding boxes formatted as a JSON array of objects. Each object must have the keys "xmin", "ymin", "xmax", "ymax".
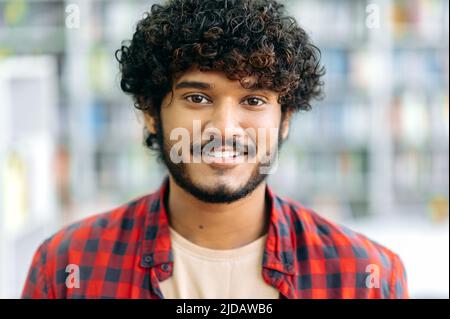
[{"xmin": 22, "ymin": 176, "xmax": 408, "ymax": 299}]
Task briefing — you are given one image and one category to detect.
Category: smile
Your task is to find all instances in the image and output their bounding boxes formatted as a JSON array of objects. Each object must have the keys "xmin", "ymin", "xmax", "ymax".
[{"xmin": 207, "ymin": 151, "xmax": 241, "ymax": 158}]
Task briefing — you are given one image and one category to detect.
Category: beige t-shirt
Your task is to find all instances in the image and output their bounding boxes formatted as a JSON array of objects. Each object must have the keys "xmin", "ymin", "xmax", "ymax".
[{"xmin": 159, "ymin": 227, "xmax": 280, "ymax": 299}]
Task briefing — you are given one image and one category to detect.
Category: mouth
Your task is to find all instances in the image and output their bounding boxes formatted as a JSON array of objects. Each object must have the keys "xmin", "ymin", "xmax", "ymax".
[
  {"xmin": 191, "ymin": 148, "xmax": 250, "ymax": 169},
  {"xmin": 205, "ymin": 154, "xmax": 245, "ymax": 169},
  {"xmin": 206, "ymin": 150, "xmax": 244, "ymax": 159}
]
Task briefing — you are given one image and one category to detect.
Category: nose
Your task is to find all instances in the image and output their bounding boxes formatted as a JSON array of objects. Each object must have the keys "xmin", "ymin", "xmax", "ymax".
[{"xmin": 203, "ymin": 99, "xmax": 245, "ymax": 142}]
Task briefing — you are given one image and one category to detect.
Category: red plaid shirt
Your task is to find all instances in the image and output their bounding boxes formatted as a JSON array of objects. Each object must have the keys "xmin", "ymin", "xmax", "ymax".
[{"xmin": 22, "ymin": 176, "xmax": 408, "ymax": 299}]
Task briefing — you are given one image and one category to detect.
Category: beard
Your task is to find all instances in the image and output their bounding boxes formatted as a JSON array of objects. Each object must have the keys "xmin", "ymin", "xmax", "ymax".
[{"xmin": 151, "ymin": 117, "xmax": 284, "ymax": 204}]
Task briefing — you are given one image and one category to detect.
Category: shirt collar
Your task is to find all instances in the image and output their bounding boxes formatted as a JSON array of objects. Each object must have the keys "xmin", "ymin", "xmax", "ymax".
[{"xmin": 139, "ymin": 176, "xmax": 295, "ymax": 276}]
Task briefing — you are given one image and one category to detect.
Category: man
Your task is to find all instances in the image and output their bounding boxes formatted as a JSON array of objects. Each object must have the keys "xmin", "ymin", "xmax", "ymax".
[{"xmin": 22, "ymin": 0, "xmax": 408, "ymax": 299}]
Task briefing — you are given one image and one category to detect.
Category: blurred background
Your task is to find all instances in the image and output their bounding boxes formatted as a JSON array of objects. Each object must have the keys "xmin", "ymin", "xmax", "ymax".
[{"xmin": 0, "ymin": 0, "xmax": 448, "ymax": 298}]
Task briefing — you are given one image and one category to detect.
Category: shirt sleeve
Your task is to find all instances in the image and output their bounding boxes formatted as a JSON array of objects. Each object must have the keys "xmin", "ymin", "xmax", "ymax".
[
  {"xmin": 21, "ymin": 240, "xmax": 52, "ymax": 299},
  {"xmin": 390, "ymin": 253, "xmax": 409, "ymax": 299}
]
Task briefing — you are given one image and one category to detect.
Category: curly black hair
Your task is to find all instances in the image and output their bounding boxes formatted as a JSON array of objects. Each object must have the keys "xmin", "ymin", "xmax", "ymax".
[{"xmin": 116, "ymin": 0, "xmax": 325, "ymax": 148}]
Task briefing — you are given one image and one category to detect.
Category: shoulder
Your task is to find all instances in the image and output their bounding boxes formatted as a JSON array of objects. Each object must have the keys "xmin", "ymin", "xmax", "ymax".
[
  {"xmin": 277, "ymin": 195, "xmax": 398, "ymax": 261},
  {"xmin": 38, "ymin": 193, "xmax": 155, "ymax": 273},
  {"xmin": 52, "ymin": 195, "xmax": 149, "ymax": 248},
  {"xmin": 275, "ymin": 195, "xmax": 408, "ymax": 298},
  {"xmin": 22, "ymin": 193, "xmax": 156, "ymax": 298}
]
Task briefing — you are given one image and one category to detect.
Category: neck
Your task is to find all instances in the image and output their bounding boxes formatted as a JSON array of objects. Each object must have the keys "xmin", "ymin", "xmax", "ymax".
[{"xmin": 166, "ymin": 175, "xmax": 269, "ymax": 250}]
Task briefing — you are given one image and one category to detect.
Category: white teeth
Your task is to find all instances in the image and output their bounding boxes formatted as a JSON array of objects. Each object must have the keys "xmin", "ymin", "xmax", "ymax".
[{"xmin": 208, "ymin": 151, "xmax": 240, "ymax": 158}]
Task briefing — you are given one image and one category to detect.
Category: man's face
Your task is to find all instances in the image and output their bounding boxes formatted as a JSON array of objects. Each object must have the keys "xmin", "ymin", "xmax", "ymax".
[{"xmin": 145, "ymin": 66, "xmax": 291, "ymax": 203}]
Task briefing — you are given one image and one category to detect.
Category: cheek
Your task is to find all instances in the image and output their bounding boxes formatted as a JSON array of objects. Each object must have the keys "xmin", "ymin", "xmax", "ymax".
[
  {"xmin": 253, "ymin": 127, "xmax": 279, "ymax": 161},
  {"xmin": 161, "ymin": 107, "xmax": 193, "ymax": 139},
  {"xmin": 161, "ymin": 104, "xmax": 282, "ymax": 152},
  {"xmin": 161, "ymin": 108, "xmax": 198, "ymax": 163},
  {"xmin": 246, "ymin": 114, "xmax": 282, "ymax": 154}
]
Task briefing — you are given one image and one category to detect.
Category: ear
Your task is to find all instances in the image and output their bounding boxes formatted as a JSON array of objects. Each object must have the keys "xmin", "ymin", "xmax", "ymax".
[
  {"xmin": 143, "ymin": 112, "xmax": 157, "ymax": 134},
  {"xmin": 137, "ymin": 97, "xmax": 158, "ymax": 134},
  {"xmin": 281, "ymin": 110, "xmax": 293, "ymax": 140}
]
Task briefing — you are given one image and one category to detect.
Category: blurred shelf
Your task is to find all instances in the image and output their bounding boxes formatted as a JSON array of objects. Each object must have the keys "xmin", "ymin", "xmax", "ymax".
[
  {"xmin": 0, "ymin": 0, "xmax": 447, "ymax": 224},
  {"xmin": 0, "ymin": 0, "xmax": 448, "ymax": 298}
]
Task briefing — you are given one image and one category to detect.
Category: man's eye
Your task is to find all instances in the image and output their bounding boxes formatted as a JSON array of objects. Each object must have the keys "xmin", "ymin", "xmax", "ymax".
[
  {"xmin": 243, "ymin": 97, "xmax": 265, "ymax": 107},
  {"xmin": 185, "ymin": 94, "xmax": 210, "ymax": 104}
]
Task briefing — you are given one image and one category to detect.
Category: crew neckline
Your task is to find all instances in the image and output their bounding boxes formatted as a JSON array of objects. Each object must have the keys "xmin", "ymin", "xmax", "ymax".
[{"xmin": 168, "ymin": 226, "xmax": 268, "ymax": 261}]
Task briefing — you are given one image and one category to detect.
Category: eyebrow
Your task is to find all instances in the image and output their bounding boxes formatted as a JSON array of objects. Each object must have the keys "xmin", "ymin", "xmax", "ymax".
[
  {"xmin": 174, "ymin": 80, "xmax": 272, "ymax": 94},
  {"xmin": 175, "ymin": 81, "xmax": 213, "ymax": 90}
]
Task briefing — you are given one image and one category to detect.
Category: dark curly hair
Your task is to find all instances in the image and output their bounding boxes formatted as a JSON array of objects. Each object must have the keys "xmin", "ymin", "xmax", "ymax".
[{"xmin": 116, "ymin": 0, "xmax": 325, "ymax": 149}]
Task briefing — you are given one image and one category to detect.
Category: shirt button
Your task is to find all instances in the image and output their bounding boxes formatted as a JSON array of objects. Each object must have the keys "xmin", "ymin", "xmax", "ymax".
[
  {"xmin": 161, "ymin": 264, "xmax": 171, "ymax": 272},
  {"xmin": 143, "ymin": 255, "xmax": 153, "ymax": 264}
]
